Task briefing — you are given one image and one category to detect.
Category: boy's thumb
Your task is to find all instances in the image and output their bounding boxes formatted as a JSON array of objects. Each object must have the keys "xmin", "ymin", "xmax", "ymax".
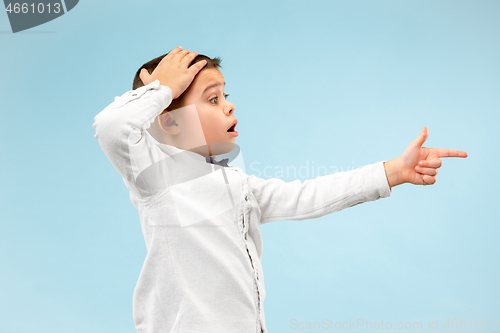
[
  {"xmin": 139, "ymin": 68, "xmax": 150, "ymax": 84},
  {"xmin": 413, "ymin": 126, "xmax": 428, "ymax": 147}
]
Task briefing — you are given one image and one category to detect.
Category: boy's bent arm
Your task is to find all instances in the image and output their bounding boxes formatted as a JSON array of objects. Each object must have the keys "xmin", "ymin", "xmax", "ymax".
[
  {"xmin": 92, "ymin": 79, "xmax": 175, "ymax": 198},
  {"xmin": 247, "ymin": 160, "xmax": 391, "ymax": 225}
]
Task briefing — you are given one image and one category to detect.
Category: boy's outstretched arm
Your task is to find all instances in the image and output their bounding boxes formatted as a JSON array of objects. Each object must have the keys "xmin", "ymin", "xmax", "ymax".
[
  {"xmin": 247, "ymin": 126, "xmax": 467, "ymax": 225},
  {"xmin": 248, "ymin": 160, "xmax": 392, "ymax": 225},
  {"xmin": 383, "ymin": 126, "xmax": 468, "ymax": 189}
]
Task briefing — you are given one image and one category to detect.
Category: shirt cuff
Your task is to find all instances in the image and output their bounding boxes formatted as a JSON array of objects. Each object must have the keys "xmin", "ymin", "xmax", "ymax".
[
  {"xmin": 361, "ymin": 160, "xmax": 392, "ymax": 201},
  {"xmin": 145, "ymin": 79, "xmax": 173, "ymax": 111}
]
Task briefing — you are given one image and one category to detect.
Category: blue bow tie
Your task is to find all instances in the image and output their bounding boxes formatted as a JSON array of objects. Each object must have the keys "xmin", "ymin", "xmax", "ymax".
[{"xmin": 205, "ymin": 155, "xmax": 229, "ymax": 167}]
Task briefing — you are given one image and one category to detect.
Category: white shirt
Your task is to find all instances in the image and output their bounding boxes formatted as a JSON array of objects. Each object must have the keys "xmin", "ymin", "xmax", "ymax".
[{"xmin": 92, "ymin": 79, "xmax": 392, "ymax": 333}]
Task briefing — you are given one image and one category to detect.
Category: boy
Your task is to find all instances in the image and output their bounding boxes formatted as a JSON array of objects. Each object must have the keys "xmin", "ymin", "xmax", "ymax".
[{"xmin": 92, "ymin": 46, "xmax": 468, "ymax": 333}]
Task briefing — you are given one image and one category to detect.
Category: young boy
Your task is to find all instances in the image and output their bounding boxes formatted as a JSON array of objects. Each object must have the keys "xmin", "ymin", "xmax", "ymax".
[{"xmin": 92, "ymin": 46, "xmax": 468, "ymax": 333}]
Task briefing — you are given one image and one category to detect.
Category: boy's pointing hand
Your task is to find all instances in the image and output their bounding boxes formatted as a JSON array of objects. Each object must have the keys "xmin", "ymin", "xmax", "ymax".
[
  {"xmin": 384, "ymin": 126, "xmax": 468, "ymax": 188},
  {"xmin": 139, "ymin": 46, "xmax": 207, "ymax": 99}
]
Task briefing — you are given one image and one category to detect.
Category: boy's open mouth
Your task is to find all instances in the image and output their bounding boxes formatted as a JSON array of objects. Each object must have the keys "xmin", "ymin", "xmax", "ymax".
[{"xmin": 227, "ymin": 119, "xmax": 238, "ymax": 132}]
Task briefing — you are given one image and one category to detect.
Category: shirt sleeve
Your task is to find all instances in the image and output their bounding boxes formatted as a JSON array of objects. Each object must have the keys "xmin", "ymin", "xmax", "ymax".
[
  {"xmin": 92, "ymin": 79, "xmax": 176, "ymax": 198},
  {"xmin": 246, "ymin": 160, "xmax": 391, "ymax": 224}
]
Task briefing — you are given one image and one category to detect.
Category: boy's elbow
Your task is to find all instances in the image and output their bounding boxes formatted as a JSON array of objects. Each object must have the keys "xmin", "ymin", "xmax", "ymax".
[
  {"xmin": 92, "ymin": 110, "xmax": 118, "ymax": 142},
  {"xmin": 92, "ymin": 112, "xmax": 108, "ymax": 140},
  {"xmin": 92, "ymin": 110, "xmax": 132, "ymax": 158}
]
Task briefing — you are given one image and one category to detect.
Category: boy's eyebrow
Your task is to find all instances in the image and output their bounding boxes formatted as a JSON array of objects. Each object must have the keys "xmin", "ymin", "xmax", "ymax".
[{"xmin": 202, "ymin": 81, "xmax": 226, "ymax": 94}]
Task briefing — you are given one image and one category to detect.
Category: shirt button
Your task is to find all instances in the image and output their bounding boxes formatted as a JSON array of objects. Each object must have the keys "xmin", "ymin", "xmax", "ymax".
[{"xmin": 245, "ymin": 196, "xmax": 248, "ymax": 201}]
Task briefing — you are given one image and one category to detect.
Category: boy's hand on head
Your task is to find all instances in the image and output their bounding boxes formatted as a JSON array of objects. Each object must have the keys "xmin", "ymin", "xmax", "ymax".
[
  {"xmin": 384, "ymin": 126, "xmax": 468, "ymax": 188},
  {"xmin": 139, "ymin": 46, "xmax": 207, "ymax": 99}
]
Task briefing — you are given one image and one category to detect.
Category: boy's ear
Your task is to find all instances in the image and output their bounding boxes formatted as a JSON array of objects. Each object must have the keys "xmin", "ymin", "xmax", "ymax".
[{"xmin": 158, "ymin": 109, "xmax": 181, "ymax": 135}]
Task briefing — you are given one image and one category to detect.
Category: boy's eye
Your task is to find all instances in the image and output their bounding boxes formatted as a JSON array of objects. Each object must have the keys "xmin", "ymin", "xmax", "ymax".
[{"xmin": 210, "ymin": 93, "xmax": 229, "ymax": 104}]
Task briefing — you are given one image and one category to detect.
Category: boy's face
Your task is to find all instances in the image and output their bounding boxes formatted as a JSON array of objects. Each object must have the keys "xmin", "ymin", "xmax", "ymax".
[{"xmin": 173, "ymin": 68, "xmax": 237, "ymax": 156}]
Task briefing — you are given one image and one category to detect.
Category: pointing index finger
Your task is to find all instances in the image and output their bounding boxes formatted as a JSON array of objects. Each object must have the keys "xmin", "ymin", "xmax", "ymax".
[{"xmin": 432, "ymin": 148, "xmax": 468, "ymax": 158}]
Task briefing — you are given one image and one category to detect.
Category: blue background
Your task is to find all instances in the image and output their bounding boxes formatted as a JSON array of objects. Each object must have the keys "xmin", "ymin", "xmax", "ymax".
[{"xmin": 1, "ymin": 0, "xmax": 498, "ymax": 332}]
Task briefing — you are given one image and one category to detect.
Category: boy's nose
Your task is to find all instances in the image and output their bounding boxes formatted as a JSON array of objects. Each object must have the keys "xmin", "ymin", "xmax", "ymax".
[{"xmin": 225, "ymin": 102, "xmax": 235, "ymax": 116}]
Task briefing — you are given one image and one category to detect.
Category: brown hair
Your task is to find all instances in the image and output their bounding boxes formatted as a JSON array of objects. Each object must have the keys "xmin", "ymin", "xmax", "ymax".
[{"xmin": 132, "ymin": 50, "xmax": 222, "ymax": 113}]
